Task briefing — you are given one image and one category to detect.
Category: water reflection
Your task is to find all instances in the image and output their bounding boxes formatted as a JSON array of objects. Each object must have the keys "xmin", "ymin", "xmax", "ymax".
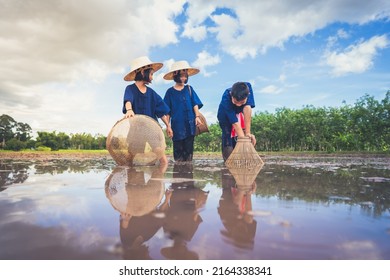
[
  {"xmin": 105, "ymin": 165, "xmax": 166, "ymax": 218},
  {"xmin": 161, "ymin": 163, "xmax": 209, "ymax": 260},
  {"xmin": 0, "ymin": 162, "xmax": 29, "ymax": 190},
  {"xmin": 105, "ymin": 165, "xmax": 167, "ymax": 259},
  {"xmin": 33, "ymin": 159, "xmax": 112, "ymax": 175},
  {"xmin": 0, "ymin": 159, "xmax": 113, "ymax": 190},
  {"xmin": 104, "ymin": 163, "xmax": 209, "ymax": 260},
  {"xmin": 255, "ymin": 164, "xmax": 390, "ymax": 216},
  {"xmin": 219, "ymin": 170, "xmax": 257, "ymax": 250},
  {"xmin": 218, "ymin": 162, "xmax": 264, "ymax": 250},
  {"xmin": 1, "ymin": 156, "xmax": 390, "ymax": 259}
]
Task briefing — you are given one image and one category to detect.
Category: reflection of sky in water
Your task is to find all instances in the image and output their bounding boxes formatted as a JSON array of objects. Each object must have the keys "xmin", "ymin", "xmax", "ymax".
[
  {"xmin": 4, "ymin": 172, "xmax": 109, "ymax": 226},
  {"xmin": 0, "ymin": 158, "xmax": 389, "ymax": 260}
]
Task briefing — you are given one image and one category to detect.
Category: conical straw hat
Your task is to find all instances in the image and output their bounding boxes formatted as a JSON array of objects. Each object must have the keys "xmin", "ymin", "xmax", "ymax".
[
  {"xmin": 124, "ymin": 56, "xmax": 163, "ymax": 81},
  {"xmin": 163, "ymin": 60, "xmax": 199, "ymax": 80}
]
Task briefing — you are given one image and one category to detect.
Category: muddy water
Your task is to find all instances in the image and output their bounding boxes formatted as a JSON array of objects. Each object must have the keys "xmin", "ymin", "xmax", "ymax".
[{"xmin": 0, "ymin": 156, "xmax": 389, "ymax": 260}]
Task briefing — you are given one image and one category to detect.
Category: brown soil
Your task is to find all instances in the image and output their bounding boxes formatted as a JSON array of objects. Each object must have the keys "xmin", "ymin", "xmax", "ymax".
[
  {"xmin": 0, "ymin": 150, "xmax": 388, "ymax": 161},
  {"xmin": 0, "ymin": 151, "xmax": 112, "ymax": 161},
  {"xmin": 0, "ymin": 151, "xmax": 223, "ymax": 161}
]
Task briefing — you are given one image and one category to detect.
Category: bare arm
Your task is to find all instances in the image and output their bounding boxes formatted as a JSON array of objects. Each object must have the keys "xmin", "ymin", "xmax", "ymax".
[
  {"xmin": 193, "ymin": 105, "xmax": 203, "ymax": 126},
  {"xmin": 124, "ymin": 101, "xmax": 135, "ymax": 118},
  {"xmin": 161, "ymin": 115, "xmax": 173, "ymax": 138},
  {"xmin": 243, "ymin": 105, "xmax": 252, "ymax": 135},
  {"xmin": 243, "ymin": 105, "xmax": 256, "ymax": 146}
]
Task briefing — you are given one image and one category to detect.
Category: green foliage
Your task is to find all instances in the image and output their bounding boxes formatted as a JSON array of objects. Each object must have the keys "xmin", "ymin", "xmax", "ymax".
[
  {"xmin": 251, "ymin": 91, "xmax": 390, "ymax": 152},
  {"xmin": 0, "ymin": 114, "xmax": 33, "ymax": 149},
  {"xmin": 4, "ymin": 138, "xmax": 26, "ymax": 151},
  {"xmin": 35, "ymin": 131, "xmax": 107, "ymax": 151},
  {"xmin": 69, "ymin": 133, "xmax": 106, "ymax": 150},
  {"xmin": 25, "ymin": 139, "xmax": 36, "ymax": 149},
  {"xmin": 36, "ymin": 146, "xmax": 51, "ymax": 152},
  {"xmin": 36, "ymin": 131, "xmax": 70, "ymax": 151},
  {"xmin": 194, "ymin": 123, "xmax": 222, "ymax": 152},
  {"xmin": 1, "ymin": 91, "xmax": 389, "ymax": 152},
  {"xmin": 0, "ymin": 115, "xmax": 16, "ymax": 145}
]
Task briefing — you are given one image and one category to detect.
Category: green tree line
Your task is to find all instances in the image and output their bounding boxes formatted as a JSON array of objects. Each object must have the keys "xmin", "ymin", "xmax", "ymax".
[
  {"xmin": 195, "ymin": 91, "xmax": 390, "ymax": 153},
  {"xmin": 250, "ymin": 92, "xmax": 390, "ymax": 152},
  {"xmin": 0, "ymin": 114, "xmax": 106, "ymax": 151},
  {"xmin": 1, "ymin": 91, "xmax": 389, "ymax": 152}
]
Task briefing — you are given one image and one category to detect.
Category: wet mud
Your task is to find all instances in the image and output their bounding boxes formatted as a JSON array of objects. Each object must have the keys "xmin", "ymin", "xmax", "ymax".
[{"xmin": 0, "ymin": 153, "xmax": 389, "ymax": 259}]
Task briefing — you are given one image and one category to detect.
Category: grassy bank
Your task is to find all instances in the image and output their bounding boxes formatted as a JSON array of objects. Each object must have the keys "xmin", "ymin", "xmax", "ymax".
[
  {"xmin": 1, "ymin": 149, "xmax": 389, "ymax": 160},
  {"xmin": 0, "ymin": 149, "xmax": 110, "ymax": 160},
  {"xmin": 259, "ymin": 150, "xmax": 390, "ymax": 158}
]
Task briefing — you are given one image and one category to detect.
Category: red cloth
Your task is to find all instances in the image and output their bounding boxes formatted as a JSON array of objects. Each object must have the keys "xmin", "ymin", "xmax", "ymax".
[
  {"xmin": 231, "ymin": 112, "xmax": 245, "ymax": 138},
  {"xmin": 231, "ymin": 187, "xmax": 247, "ymax": 214}
]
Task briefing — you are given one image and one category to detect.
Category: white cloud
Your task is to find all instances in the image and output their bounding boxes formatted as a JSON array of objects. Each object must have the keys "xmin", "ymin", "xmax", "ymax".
[
  {"xmin": 278, "ymin": 74, "xmax": 287, "ymax": 83},
  {"xmin": 154, "ymin": 58, "xmax": 175, "ymax": 85},
  {"xmin": 183, "ymin": 0, "xmax": 390, "ymax": 60},
  {"xmin": 181, "ymin": 22, "xmax": 207, "ymax": 42},
  {"xmin": 260, "ymin": 85, "xmax": 283, "ymax": 95},
  {"xmin": 326, "ymin": 29, "xmax": 350, "ymax": 48},
  {"xmin": 3, "ymin": 82, "xmax": 103, "ymax": 135},
  {"xmin": 192, "ymin": 50, "xmax": 221, "ymax": 77},
  {"xmin": 324, "ymin": 35, "xmax": 389, "ymax": 76},
  {"xmin": 0, "ymin": 0, "xmax": 184, "ymax": 102},
  {"xmin": 181, "ymin": 1, "xmax": 216, "ymax": 42},
  {"xmin": 336, "ymin": 240, "xmax": 381, "ymax": 259},
  {"xmin": 0, "ymin": 0, "xmax": 185, "ymax": 135},
  {"xmin": 209, "ymin": 13, "xmax": 259, "ymax": 60},
  {"xmin": 337, "ymin": 29, "xmax": 350, "ymax": 39},
  {"xmin": 1, "ymin": 0, "xmax": 389, "ymax": 136}
]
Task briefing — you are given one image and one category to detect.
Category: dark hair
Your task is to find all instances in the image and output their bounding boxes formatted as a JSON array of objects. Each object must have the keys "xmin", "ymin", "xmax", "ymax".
[
  {"xmin": 134, "ymin": 67, "xmax": 152, "ymax": 82},
  {"xmin": 230, "ymin": 82, "xmax": 249, "ymax": 101},
  {"xmin": 173, "ymin": 71, "xmax": 188, "ymax": 84}
]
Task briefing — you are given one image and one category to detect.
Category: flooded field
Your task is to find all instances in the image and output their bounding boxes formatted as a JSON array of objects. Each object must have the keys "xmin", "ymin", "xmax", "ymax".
[{"xmin": 0, "ymin": 156, "xmax": 389, "ymax": 260}]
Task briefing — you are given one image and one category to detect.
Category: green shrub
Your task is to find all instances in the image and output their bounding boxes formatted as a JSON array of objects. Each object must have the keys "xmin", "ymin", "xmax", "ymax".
[
  {"xmin": 36, "ymin": 146, "xmax": 51, "ymax": 152},
  {"xmin": 4, "ymin": 139, "xmax": 26, "ymax": 151}
]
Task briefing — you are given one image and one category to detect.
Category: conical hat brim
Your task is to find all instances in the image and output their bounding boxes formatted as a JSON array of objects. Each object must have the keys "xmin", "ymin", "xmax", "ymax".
[
  {"xmin": 124, "ymin": 62, "xmax": 163, "ymax": 81},
  {"xmin": 163, "ymin": 60, "xmax": 200, "ymax": 80}
]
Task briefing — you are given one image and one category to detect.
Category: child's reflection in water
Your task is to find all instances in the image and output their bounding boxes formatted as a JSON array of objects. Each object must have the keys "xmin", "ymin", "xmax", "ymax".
[
  {"xmin": 105, "ymin": 165, "xmax": 167, "ymax": 259},
  {"xmin": 161, "ymin": 163, "xmax": 209, "ymax": 260},
  {"xmin": 218, "ymin": 169, "xmax": 258, "ymax": 250},
  {"xmin": 106, "ymin": 163, "xmax": 208, "ymax": 260}
]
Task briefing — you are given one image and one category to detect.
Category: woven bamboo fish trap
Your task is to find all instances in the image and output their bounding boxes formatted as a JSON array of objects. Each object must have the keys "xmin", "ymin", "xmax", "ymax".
[
  {"xmin": 106, "ymin": 115, "xmax": 166, "ymax": 166},
  {"xmin": 104, "ymin": 166, "xmax": 165, "ymax": 217},
  {"xmin": 225, "ymin": 137, "xmax": 264, "ymax": 188},
  {"xmin": 227, "ymin": 164, "xmax": 264, "ymax": 190}
]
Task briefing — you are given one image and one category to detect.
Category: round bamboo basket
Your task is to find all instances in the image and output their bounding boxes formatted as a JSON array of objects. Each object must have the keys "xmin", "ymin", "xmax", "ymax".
[
  {"xmin": 104, "ymin": 166, "xmax": 164, "ymax": 216},
  {"xmin": 106, "ymin": 115, "xmax": 166, "ymax": 166}
]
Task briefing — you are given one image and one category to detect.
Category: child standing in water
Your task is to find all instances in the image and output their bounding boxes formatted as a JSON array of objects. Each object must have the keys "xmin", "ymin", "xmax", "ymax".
[
  {"xmin": 163, "ymin": 61, "xmax": 203, "ymax": 162},
  {"xmin": 122, "ymin": 56, "xmax": 171, "ymax": 164}
]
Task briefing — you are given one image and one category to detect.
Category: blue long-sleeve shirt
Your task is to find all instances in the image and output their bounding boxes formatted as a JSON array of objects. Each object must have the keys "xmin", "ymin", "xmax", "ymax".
[
  {"xmin": 122, "ymin": 83, "xmax": 170, "ymax": 121},
  {"xmin": 164, "ymin": 85, "xmax": 203, "ymax": 141},
  {"xmin": 217, "ymin": 82, "xmax": 255, "ymax": 131}
]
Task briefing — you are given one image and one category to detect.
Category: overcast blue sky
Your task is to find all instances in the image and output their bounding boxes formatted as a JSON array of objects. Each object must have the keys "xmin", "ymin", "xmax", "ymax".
[{"xmin": 1, "ymin": 0, "xmax": 389, "ymax": 137}]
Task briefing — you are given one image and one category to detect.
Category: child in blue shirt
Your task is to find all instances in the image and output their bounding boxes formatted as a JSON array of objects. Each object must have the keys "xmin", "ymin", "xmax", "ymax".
[
  {"xmin": 122, "ymin": 56, "xmax": 171, "ymax": 164},
  {"xmin": 163, "ymin": 61, "xmax": 203, "ymax": 161},
  {"xmin": 217, "ymin": 82, "xmax": 256, "ymax": 161}
]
